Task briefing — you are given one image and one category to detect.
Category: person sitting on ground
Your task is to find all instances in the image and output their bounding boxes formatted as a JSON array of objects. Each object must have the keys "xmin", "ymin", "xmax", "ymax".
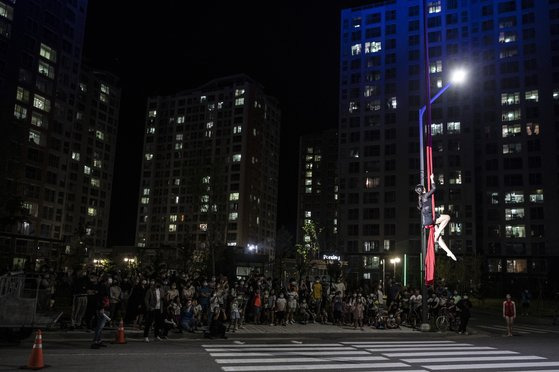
[
  {"xmin": 206, "ymin": 305, "xmax": 227, "ymax": 339},
  {"xmin": 180, "ymin": 298, "xmax": 195, "ymax": 333}
]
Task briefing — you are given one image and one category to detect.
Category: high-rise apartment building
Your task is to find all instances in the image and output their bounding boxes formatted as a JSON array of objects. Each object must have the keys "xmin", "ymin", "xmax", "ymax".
[
  {"xmin": 296, "ymin": 129, "xmax": 339, "ymax": 257},
  {"xmin": 339, "ymin": 0, "xmax": 559, "ymax": 292},
  {"xmin": 0, "ymin": 0, "xmax": 121, "ymax": 269},
  {"xmin": 135, "ymin": 75, "xmax": 280, "ymax": 275}
]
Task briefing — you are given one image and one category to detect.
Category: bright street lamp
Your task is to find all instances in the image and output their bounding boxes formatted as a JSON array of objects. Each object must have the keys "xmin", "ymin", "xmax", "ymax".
[
  {"xmin": 389, "ymin": 257, "xmax": 401, "ymax": 278},
  {"xmin": 449, "ymin": 68, "xmax": 467, "ymax": 84}
]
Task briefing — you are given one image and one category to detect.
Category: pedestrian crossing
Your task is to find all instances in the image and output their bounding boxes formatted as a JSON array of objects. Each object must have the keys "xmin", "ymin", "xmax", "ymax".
[
  {"xmin": 202, "ymin": 340, "xmax": 559, "ymax": 371},
  {"xmin": 476, "ymin": 324, "xmax": 559, "ymax": 335}
]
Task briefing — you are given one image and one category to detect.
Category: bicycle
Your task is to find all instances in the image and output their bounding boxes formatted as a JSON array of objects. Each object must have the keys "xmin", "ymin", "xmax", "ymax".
[{"xmin": 435, "ymin": 307, "xmax": 460, "ymax": 332}]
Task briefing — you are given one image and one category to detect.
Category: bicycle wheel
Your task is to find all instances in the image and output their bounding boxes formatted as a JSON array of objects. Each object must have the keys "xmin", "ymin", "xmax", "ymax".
[{"xmin": 435, "ymin": 315, "xmax": 449, "ymax": 331}]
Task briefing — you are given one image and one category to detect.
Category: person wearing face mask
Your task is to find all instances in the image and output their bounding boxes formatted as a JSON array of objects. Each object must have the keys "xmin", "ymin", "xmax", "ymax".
[
  {"xmin": 144, "ymin": 281, "xmax": 164, "ymax": 342},
  {"xmin": 503, "ymin": 294, "xmax": 516, "ymax": 336},
  {"xmin": 166, "ymin": 282, "xmax": 179, "ymax": 303}
]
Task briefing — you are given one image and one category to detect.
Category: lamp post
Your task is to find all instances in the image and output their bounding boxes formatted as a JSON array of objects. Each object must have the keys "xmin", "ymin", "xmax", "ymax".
[
  {"xmin": 418, "ymin": 68, "xmax": 467, "ymax": 331},
  {"xmin": 390, "ymin": 257, "xmax": 401, "ymax": 279}
]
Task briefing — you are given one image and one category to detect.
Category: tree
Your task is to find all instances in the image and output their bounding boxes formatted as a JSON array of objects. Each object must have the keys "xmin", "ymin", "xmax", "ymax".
[{"xmin": 295, "ymin": 220, "xmax": 322, "ymax": 280}]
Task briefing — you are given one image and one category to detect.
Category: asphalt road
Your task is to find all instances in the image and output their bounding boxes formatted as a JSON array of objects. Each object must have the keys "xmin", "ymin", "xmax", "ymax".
[{"xmin": 1, "ymin": 311, "xmax": 557, "ymax": 372}]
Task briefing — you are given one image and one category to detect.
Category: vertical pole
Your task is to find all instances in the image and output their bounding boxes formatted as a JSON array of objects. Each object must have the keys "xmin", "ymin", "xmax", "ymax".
[
  {"xmin": 420, "ymin": 0, "xmax": 431, "ymax": 330},
  {"xmin": 403, "ymin": 253, "xmax": 407, "ymax": 287}
]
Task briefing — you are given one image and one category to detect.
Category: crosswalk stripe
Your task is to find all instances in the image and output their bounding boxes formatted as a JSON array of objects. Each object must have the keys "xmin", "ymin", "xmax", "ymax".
[
  {"xmin": 210, "ymin": 351, "xmax": 370, "ymax": 357},
  {"xmin": 477, "ymin": 325, "xmax": 529, "ymax": 334},
  {"xmin": 215, "ymin": 356, "xmax": 388, "ymax": 364},
  {"xmin": 383, "ymin": 350, "xmax": 518, "ymax": 357},
  {"xmin": 367, "ymin": 346, "xmax": 494, "ymax": 352},
  {"xmin": 402, "ymin": 355, "xmax": 546, "ymax": 363},
  {"xmin": 206, "ymin": 347, "xmax": 354, "ymax": 352},
  {"xmin": 203, "ymin": 344, "xmax": 342, "ymax": 348},
  {"xmin": 221, "ymin": 362, "xmax": 412, "ymax": 371},
  {"xmin": 514, "ymin": 326, "xmax": 559, "ymax": 334},
  {"xmin": 341, "ymin": 341, "xmax": 455, "ymax": 345},
  {"xmin": 424, "ymin": 361, "xmax": 559, "ymax": 370},
  {"xmin": 350, "ymin": 343, "xmax": 471, "ymax": 348}
]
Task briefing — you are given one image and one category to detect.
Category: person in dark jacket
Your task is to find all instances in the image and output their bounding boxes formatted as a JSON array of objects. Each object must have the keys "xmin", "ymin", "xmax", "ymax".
[
  {"xmin": 456, "ymin": 295, "xmax": 473, "ymax": 335},
  {"xmin": 206, "ymin": 305, "xmax": 227, "ymax": 339},
  {"xmin": 91, "ymin": 278, "xmax": 111, "ymax": 349},
  {"xmin": 143, "ymin": 281, "xmax": 164, "ymax": 342}
]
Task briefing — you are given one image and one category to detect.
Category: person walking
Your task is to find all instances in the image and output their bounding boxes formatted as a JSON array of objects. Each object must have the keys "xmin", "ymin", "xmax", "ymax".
[{"xmin": 503, "ymin": 294, "xmax": 516, "ymax": 336}]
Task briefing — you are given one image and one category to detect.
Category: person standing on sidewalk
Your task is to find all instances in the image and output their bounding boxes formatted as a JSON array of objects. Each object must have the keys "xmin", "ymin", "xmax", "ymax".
[
  {"xmin": 144, "ymin": 280, "xmax": 164, "ymax": 342},
  {"xmin": 456, "ymin": 295, "xmax": 472, "ymax": 335},
  {"xmin": 71, "ymin": 270, "xmax": 89, "ymax": 329},
  {"xmin": 503, "ymin": 294, "xmax": 516, "ymax": 336}
]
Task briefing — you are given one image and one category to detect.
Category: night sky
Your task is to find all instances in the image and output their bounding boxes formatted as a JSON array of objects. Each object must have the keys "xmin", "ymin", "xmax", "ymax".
[{"xmin": 84, "ymin": 0, "xmax": 375, "ymax": 246}]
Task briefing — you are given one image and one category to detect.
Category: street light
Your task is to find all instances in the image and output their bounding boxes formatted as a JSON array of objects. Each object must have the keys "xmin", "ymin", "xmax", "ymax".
[
  {"xmin": 418, "ymin": 67, "xmax": 467, "ymax": 331},
  {"xmin": 389, "ymin": 257, "xmax": 401, "ymax": 278}
]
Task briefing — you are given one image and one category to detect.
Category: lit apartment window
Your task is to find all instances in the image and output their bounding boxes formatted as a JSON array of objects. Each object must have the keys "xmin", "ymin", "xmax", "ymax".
[
  {"xmin": 202, "ymin": 176, "xmax": 211, "ymax": 184},
  {"xmin": 305, "ymin": 163, "xmax": 313, "ymax": 170},
  {"xmin": 16, "ymin": 87, "xmax": 29, "ymax": 102},
  {"xmin": 553, "ymin": 89, "xmax": 559, "ymax": 100},
  {"xmin": 206, "ymin": 121, "xmax": 214, "ymax": 129},
  {"xmin": 498, "ymin": 31, "xmax": 516, "ymax": 43},
  {"xmin": 364, "ymin": 41, "xmax": 381, "ymax": 54},
  {"xmin": 436, "ymin": 79, "xmax": 443, "ymax": 88},
  {"xmin": 147, "ymin": 127, "xmax": 156, "ymax": 134},
  {"xmin": 33, "ymin": 94, "xmax": 51, "ymax": 112},
  {"xmin": 526, "ymin": 123, "xmax": 540, "ymax": 136},
  {"xmin": 169, "ymin": 215, "xmax": 177, "ymax": 222},
  {"xmin": 506, "ymin": 259, "xmax": 527, "ymax": 273},
  {"xmin": 383, "ymin": 239, "xmax": 391, "ymax": 250},
  {"xmin": 529, "ymin": 190, "xmax": 544, "ymax": 203},
  {"xmin": 505, "ymin": 208, "xmax": 524, "ymax": 221},
  {"xmin": 87, "ymin": 207, "xmax": 97, "ymax": 216},
  {"xmin": 0, "ymin": 2, "xmax": 14, "ymax": 20},
  {"xmin": 305, "ymin": 211, "xmax": 312, "ymax": 217},
  {"xmin": 38, "ymin": 61, "xmax": 55, "ymax": 79},
  {"xmin": 31, "ymin": 112, "xmax": 46, "ymax": 127},
  {"xmin": 448, "ymin": 171, "xmax": 462, "ymax": 184},
  {"xmin": 174, "ymin": 179, "xmax": 180, "ymax": 186},
  {"xmin": 428, "ymin": 1, "xmax": 441, "ymax": 13},
  {"xmin": 14, "ymin": 104, "xmax": 27, "ymax": 119},
  {"xmin": 351, "ymin": 43, "xmax": 362, "ymax": 55},
  {"xmin": 501, "ymin": 92, "xmax": 520, "ymax": 106},
  {"xmin": 499, "ymin": 47, "xmax": 517, "ymax": 59},
  {"xmin": 229, "ymin": 192, "xmax": 239, "ymax": 201},
  {"xmin": 235, "ymin": 89, "xmax": 245, "ymax": 97},
  {"xmin": 490, "ymin": 192, "xmax": 499, "ymax": 204},
  {"xmin": 94, "ymin": 159, "xmax": 102, "ymax": 168},
  {"xmin": 80, "ymin": 83, "xmax": 87, "ymax": 92},
  {"xmin": 148, "ymin": 110, "xmax": 157, "ymax": 117},
  {"xmin": 305, "ymin": 179, "xmax": 312, "ymax": 186},
  {"xmin": 305, "ymin": 155, "xmax": 313, "ymax": 161},
  {"xmin": 200, "ymin": 195, "xmax": 209, "ymax": 203},
  {"xmin": 233, "ymin": 125, "xmax": 242, "ymax": 134},
  {"xmin": 28, "ymin": 130, "xmax": 41, "ymax": 145},
  {"xmin": 349, "ymin": 149, "xmax": 359, "ymax": 158},
  {"xmin": 39, "ymin": 43, "xmax": 56, "ymax": 62},
  {"xmin": 505, "ymin": 225, "xmax": 525, "ymax": 238},
  {"xmin": 305, "ymin": 171, "xmax": 312, "ymax": 178},
  {"xmin": 447, "ymin": 122, "xmax": 460, "ymax": 134},
  {"xmin": 95, "ymin": 130, "xmax": 104, "ymax": 140},
  {"xmin": 218, "ymin": 101, "xmax": 224, "ymax": 109},
  {"xmin": 304, "ymin": 218, "xmax": 311, "ymax": 225},
  {"xmin": 199, "ymin": 224, "xmax": 208, "ymax": 231},
  {"xmin": 232, "ymin": 154, "xmax": 241, "ymax": 162},
  {"xmin": 227, "ymin": 241, "xmax": 237, "ymax": 246},
  {"xmin": 176, "ymin": 116, "xmax": 185, "ymax": 124},
  {"xmin": 200, "ymin": 95, "xmax": 207, "ymax": 102},
  {"xmin": 235, "ymin": 98, "xmax": 244, "ymax": 106},
  {"xmin": 91, "ymin": 178, "xmax": 100, "ymax": 188},
  {"xmin": 315, "ymin": 155, "xmax": 321, "ymax": 161},
  {"xmin": 145, "ymin": 153, "xmax": 153, "ymax": 160},
  {"xmin": 100, "ymin": 92, "xmax": 109, "ymax": 103},
  {"xmin": 175, "ymin": 196, "xmax": 180, "ymax": 204},
  {"xmin": 388, "ymin": 96, "xmax": 397, "ymax": 109},
  {"xmin": 305, "ymin": 186, "xmax": 312, "ymax": 194},
  {"xmin": 449, "ymin": 222, "xmax": 462, "ymax": 235},
  {"xmin": 84, "ymin": 166, "xmax": 91, "ymax": 175},
  {"xmin": 200, "ymin": 204, "xmax": 208, "ymax": 212},
  {"xmin": 365, "ymin": 177, "xmax": 380, "ymax": 189},
  {"xmin": 141, "ymin": 197, "xmax": 149, "ymax": 204},
  {"xmin": 71, "ymin": 152, "xmax": 80, "ymax": 161},
  {"xmin": 502, "ymin": 109, "xmax": 521, "ymax": 121},
  {"xmin": 502, "ymin": 143, "xmax": 521, "ymax": 154},
  {"xmin": 175, "ymin": 142, "xmax": 183, "ymax": 150},
  {"xmin": 168, "ymin": 224, "xmax": 177, "ymax": 232},
  {"xmin": 430, "ymin": 60, "xmax": 442, "ymax": 73},
  {"xmin": 505, "ymin": 191, "xmax": 524, "ymax": 204},
  {"xmin": 229, "ymin": 212, "xmax": 238, "ymax": 221},
  {"xmin": 363, "ymin": 273, "xmax": 371, "ymax": 279},
  {"xmin": 431, "ymin": 123, "xmax": 443, "ymax": 135},
  {"xmin": 502, "ymin": 124, "xmax": 521, "ymax": 137},
  {"xmin": 307, "ymin": 147, "xmax": 313, "ymax": 154},
  {"xmin": 175, "ymin": 134, "xmax": 183, "ymax": 141},
  {"xmin": 100, "ymin": 83, "xmax": 110, "ymax": 94},
  {"xmin": 143, "ymin": 188, "xmax": 150, "ymax": 196},
  {"xmin": 525, "ymin": 90, "xmax": 538, "ymax": 102}
]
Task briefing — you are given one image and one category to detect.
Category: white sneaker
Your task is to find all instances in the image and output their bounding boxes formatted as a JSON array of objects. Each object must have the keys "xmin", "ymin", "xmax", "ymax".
[{"xmin": 144, "ymin": 337, "xmax": 150, "ymax": 343}]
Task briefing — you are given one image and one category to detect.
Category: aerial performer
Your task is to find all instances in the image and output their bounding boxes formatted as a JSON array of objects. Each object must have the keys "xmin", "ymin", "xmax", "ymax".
[{"xmin": 416, "ymin": 174, "xmax": 456, "ymax": 261}]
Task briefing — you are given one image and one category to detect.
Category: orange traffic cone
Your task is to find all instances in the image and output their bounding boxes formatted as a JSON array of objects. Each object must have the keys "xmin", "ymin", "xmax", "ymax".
[
  {"xmin": 114, "ymin": 319, "xmax": 126, "ymax": 344},
  {"xmin": 21, "ymin": 329, "xmax": 47, "ymax": 370}
]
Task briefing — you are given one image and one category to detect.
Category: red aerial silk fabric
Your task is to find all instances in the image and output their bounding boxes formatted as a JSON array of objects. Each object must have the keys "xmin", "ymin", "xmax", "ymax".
[{"xmin": 425, "ymin": 115, "xmax": 435, "ymax": 286}]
